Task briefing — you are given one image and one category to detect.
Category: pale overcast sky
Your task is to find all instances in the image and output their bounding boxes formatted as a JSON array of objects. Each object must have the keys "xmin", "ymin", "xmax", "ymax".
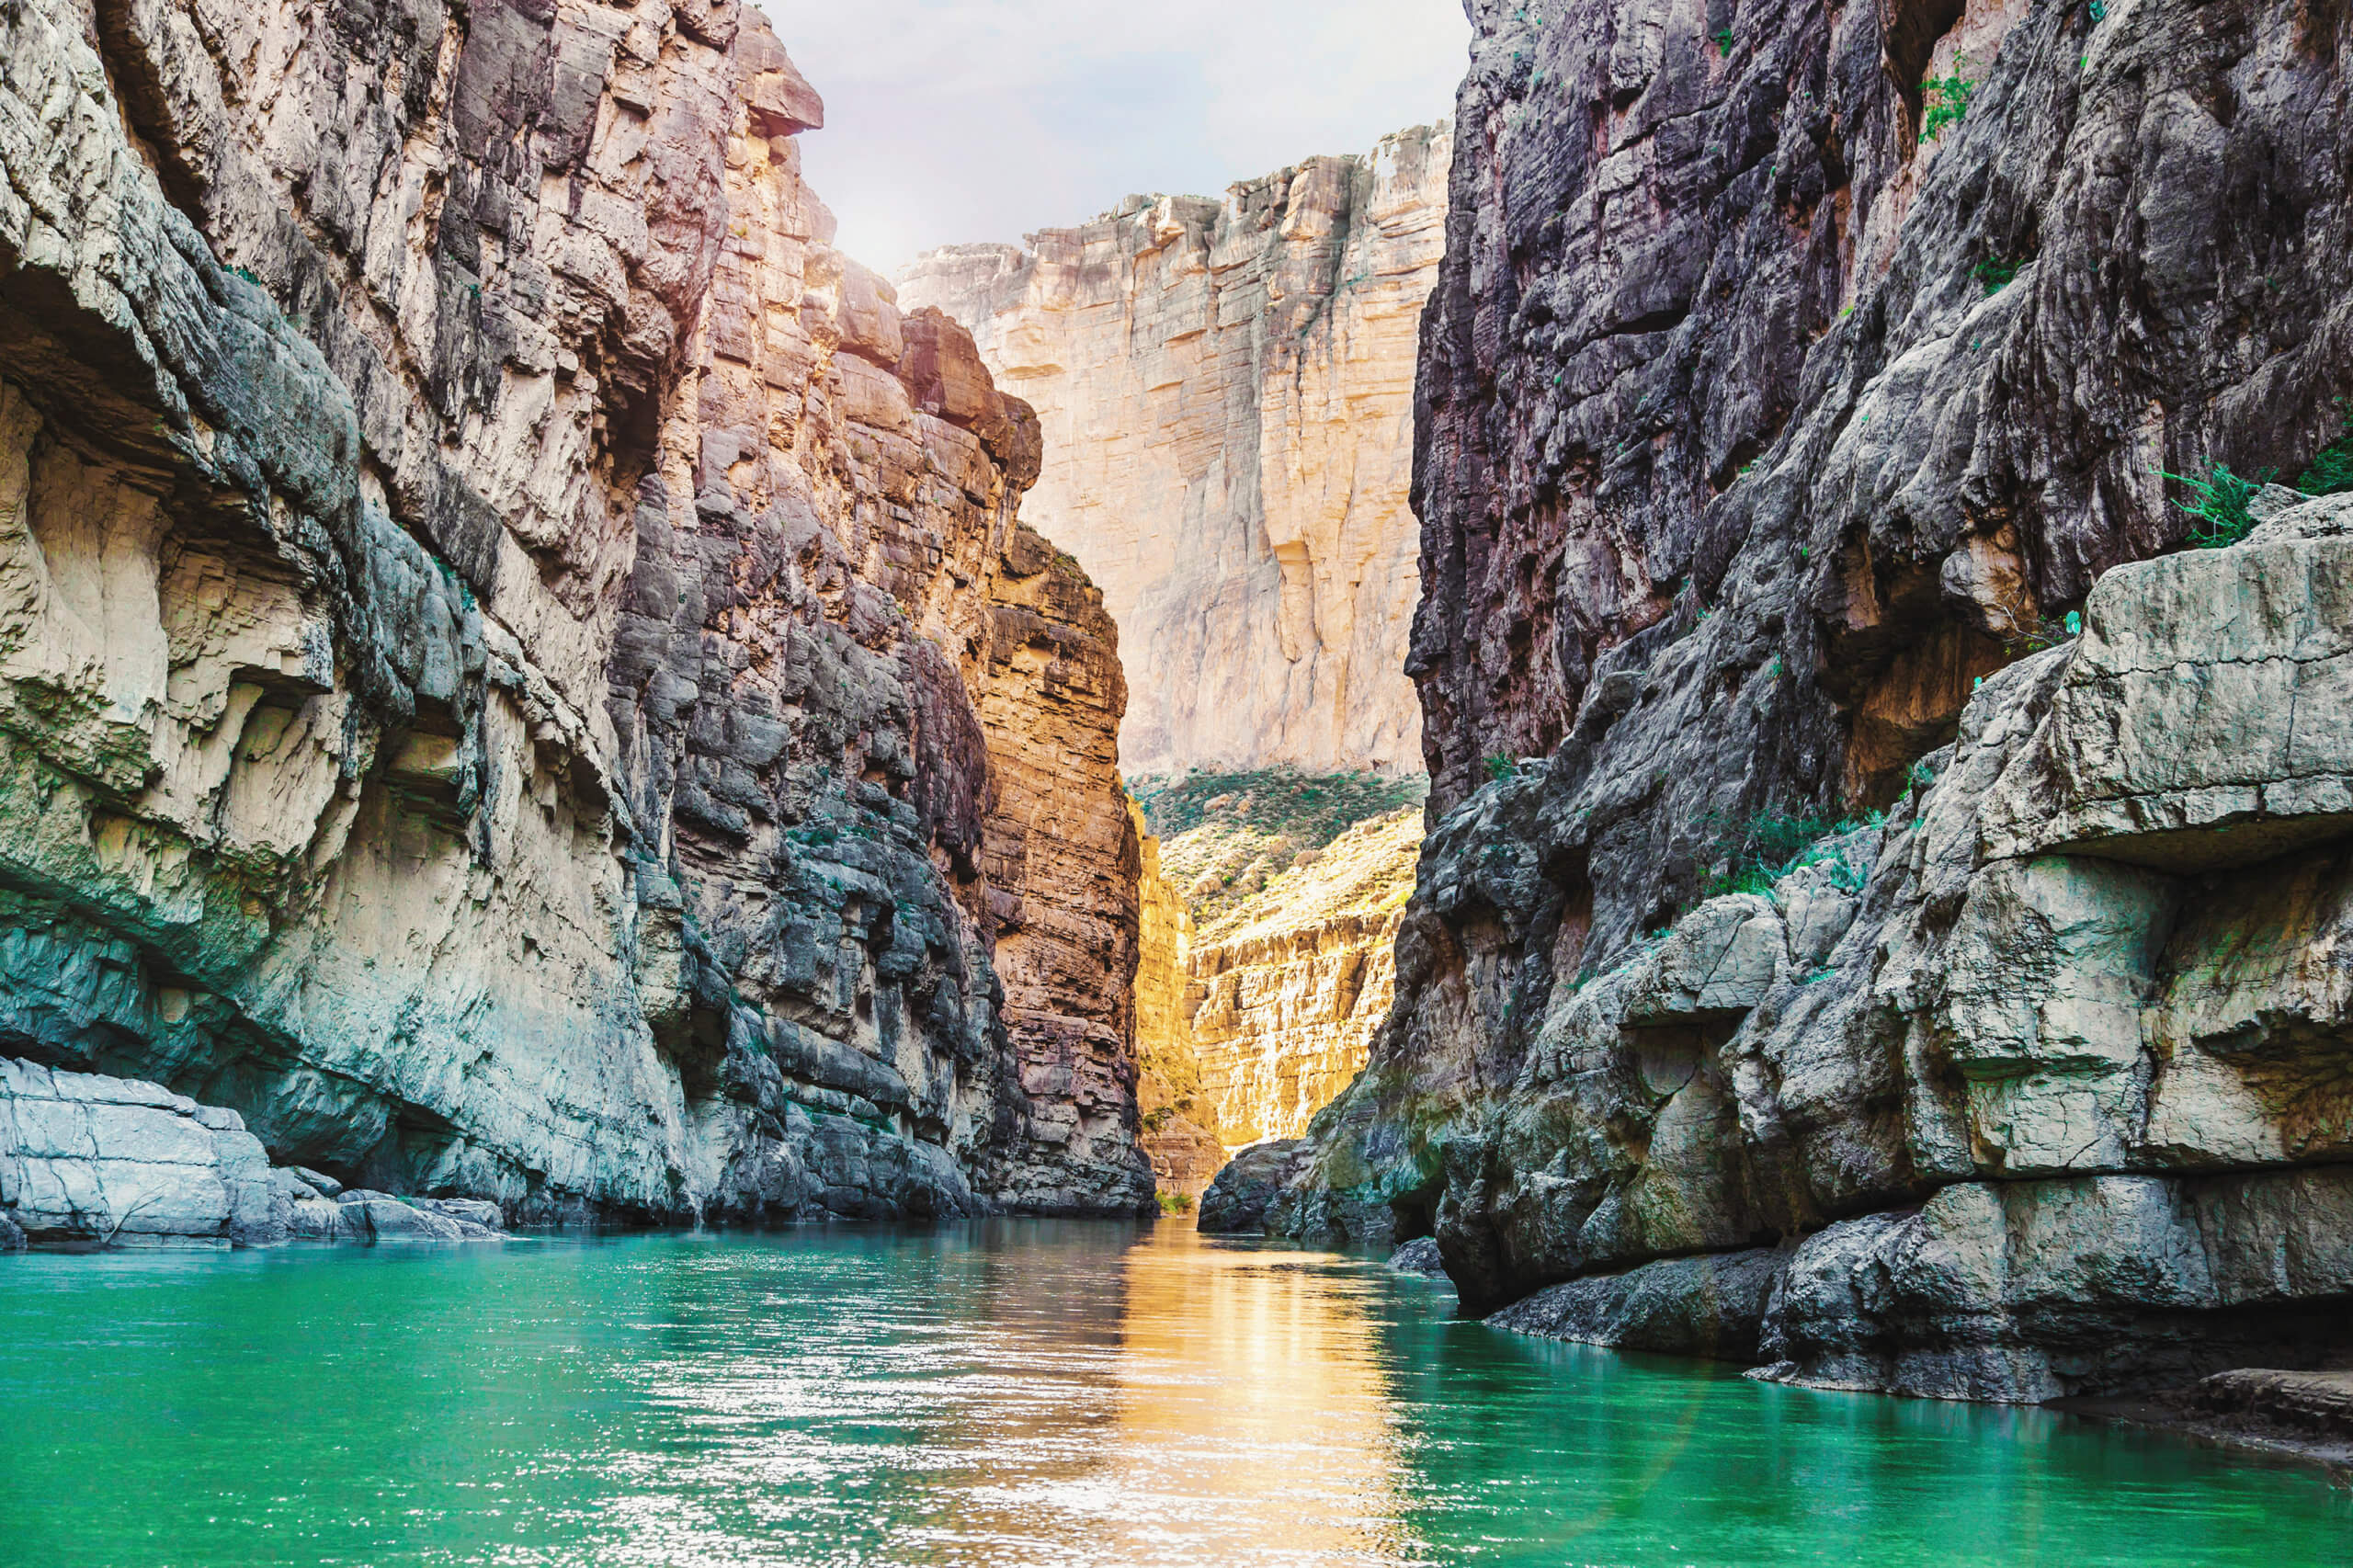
[{"xmin": 759, "ymin": 0, "xmax": 1472, "ymax": 275}]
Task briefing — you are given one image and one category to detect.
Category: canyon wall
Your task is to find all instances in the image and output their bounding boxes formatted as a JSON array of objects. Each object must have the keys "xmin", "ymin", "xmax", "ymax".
[
  {"xmin": 0, "ymin": 0, "xmax": 1152, "ymax": 1234},
  {"xmin": 1130, "ymin": 809, "xmax": 1223, "ymax": 1198},
  {"xmin": 1214, "ymin": 0, "xmax": 2353, "ymax": 1402},
  {"xmin": 897, "ymin": 125, "xmax": 1451, "ymax": 778},
  {"xmin": 1188, "ymin": 810, "xmax": 1415, "ymax": 1149}
]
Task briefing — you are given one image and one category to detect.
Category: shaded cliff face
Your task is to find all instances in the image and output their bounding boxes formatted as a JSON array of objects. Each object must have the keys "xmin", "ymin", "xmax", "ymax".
[
  {"xmin": 898, "ymin": 126, "xmax": 1451, "ymax": 777},
  {"xmin": 1411, "ymin": 0, "xmax": 2353, "ymax": 946},
  {"xmin": 0, "ymin": 0, "xmax": 1149, "ymax": 1222},
  {"xmin": 1234, "ymin": 0, "xmax": 2353, "ymax": 1398}
]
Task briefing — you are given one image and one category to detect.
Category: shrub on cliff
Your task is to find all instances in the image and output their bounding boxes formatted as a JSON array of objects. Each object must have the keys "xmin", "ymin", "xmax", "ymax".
[{"xmin": 2165, "ymin": 461, "xmax": 2268, "ymax": 549}]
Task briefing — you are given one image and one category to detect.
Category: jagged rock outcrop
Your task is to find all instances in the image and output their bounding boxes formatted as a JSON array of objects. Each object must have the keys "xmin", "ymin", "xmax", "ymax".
[
  {"xmin": 1267, "ymin": 490, "xmax": 2353, "ymax": 1400},
  {"xmin": 0, "ymin": 0, "xmax": 1150, "ymax": 1231},
  {"xmin": 897, "ymin": 125, "xmax": 1452, "ymax": 776},
  {"xmin": 1246, "ymin": 0, "xmax": 2353, "ymax": 1403}
]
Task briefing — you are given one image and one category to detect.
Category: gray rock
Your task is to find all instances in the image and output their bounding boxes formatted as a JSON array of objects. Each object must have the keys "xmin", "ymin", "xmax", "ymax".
[
  {"xmin": 287, "ymin": 1199, "xmax": 344, "ymax": 1240},
  {"xmin": 1198, "ymin": 1141, "xmax": 1311, "ymax": 1234},
  {"xmin": 1981, "ymin": 506, "xmax": 2353, "ymax": 871},
  {"xmin": 0, "ymin": 1059, "xmax": 287, "ymax": 1247},
  {"xmin": 335, "ymin": 1193, "xmax": 467, "ymax": 1244},
  {"xmin": 1492, "ymin": 1249, "xmax": 1788, "ymax": 1363},
  {"xmin": 0, "ymin": 1211, "xmax": 24, "ymax": 1251},
  {"xmin": 290, "ymin": 1168, "xmax": 344, "ymax": 1199},
  {"xmin": 1387, "ymin": 1236, "xmax": 1447, "ymax": 1277},
  {"xmin": 413, "ymin": 1197, "xmax": 505, "ymax": 1231}
]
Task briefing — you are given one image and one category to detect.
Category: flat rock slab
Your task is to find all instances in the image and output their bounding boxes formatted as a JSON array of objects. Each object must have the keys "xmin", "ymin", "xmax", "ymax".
[{"xmin": 2193, "ymin": 1369, "xmax": 2353, "ymax": 1434}]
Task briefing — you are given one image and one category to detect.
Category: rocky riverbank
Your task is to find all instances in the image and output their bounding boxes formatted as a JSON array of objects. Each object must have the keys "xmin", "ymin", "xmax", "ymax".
[{"xmin": 1219, "ymin": 485, "xmax": 2353, "ymax": 1401}]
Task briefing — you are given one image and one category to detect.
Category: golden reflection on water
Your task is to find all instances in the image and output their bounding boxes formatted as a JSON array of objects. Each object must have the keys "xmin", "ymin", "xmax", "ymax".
[
  {"xmin": 870, "ymin": 1227, "xmax": 1424, "ymax": 1566},
  {"xmin": 1088, "ymin": 1230, "xmax": 1419, "ymax": 1564}
]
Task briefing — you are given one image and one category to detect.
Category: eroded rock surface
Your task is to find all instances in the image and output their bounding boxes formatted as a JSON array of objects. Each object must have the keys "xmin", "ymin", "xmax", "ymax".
[
  {"xmin": 1265, "ymin": 486, "xmax": 2353, "ymax": 1400},
  {"xmin": 0, "ymin": 0, "xmax": 1149, "ymax": 1228},
  {"xmin": 899, "ymin": 126, "xmax": 1451, "ymax": 776}
]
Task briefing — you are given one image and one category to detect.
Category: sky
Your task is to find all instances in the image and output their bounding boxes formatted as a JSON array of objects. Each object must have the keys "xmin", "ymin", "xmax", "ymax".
[{"xmin": 759, "ymin": 0, "xmax": 1472, "ymax": 275}]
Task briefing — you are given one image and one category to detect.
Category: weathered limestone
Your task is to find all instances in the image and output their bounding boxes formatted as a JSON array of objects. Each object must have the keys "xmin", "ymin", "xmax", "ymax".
[
  {"xmin": 1131, "ymin": 808, "xmax": 1224, "ymax": 1199},
  {"xmin": 1188, "ymin": 811, "xmax": 1415, "ymax": 1148},
  {"xmin": 0, "ymin": 0, "xmax": 1150, "ymax": 1228},
  {"xmin": 898, "ymin": 126, "xmax": 1451, "ymax": 777},
  {"xmin": 0, "ymin": 1058, "xmax": 287, "ymax": 1246},
  {"xmin": 1254, "ymin": 488, "xmax": 2353, "ymax": 1400}
]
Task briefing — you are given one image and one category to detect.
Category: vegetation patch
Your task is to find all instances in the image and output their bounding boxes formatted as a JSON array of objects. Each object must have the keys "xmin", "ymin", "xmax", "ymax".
[
  {"xmin": 1130, "ymin": 767, "xmax": 1427, "ymax": 926},
  {"xmin": 1699, "ymin": 808, "xmax": 1882, "ymax": 900},
  {"xmin": 1972, "ymin": 256, "xmax": 2019, "ymax": 295},
  {"xmin": 2164, "ymin": 461, "xmax": 2269, "ymax": 549},
  {"xmin": 1920, "ymin": 62, "xmax": 1975, "ymax": 142},
  {"xmin": 2295, "ymin": 401, "xmax": 2353, "ymax": 497}
]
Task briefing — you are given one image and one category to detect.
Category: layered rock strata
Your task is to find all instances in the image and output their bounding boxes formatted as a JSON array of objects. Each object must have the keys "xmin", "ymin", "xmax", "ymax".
[
  {"xmin": 1131, "ymin": 810, "xmax": 1224, "ymax": 1198},
  {"xmin": 0, "ymin": 0, "xmax": 1150, "ymax": 1229},
  {"xmin": 1188, "ymin": 810, "xmax": 1415, "ymax": 1148},
  {"xmin": 898, "ymin": 125, "xmax": 1452, "ymax": 777},
  {"xmin": 1235, "ymin": 489, "xmax": 2353, "ymax": 1400},
  {"xmin": 1129, "ymin": 776, "xmax": 1423, "ymax": 1173}
]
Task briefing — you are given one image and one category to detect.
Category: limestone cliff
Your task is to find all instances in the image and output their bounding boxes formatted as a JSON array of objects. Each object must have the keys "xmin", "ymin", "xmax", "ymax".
[
  {"xmin": 1188, "ymin": 810, "xmax": 1415, "ymax": 1149},
  {"xmin": 1130, "ymin": 805, "xmax": 1223, "ymax": 1199},
  {"xmin": 1129, "ymin": 772, "xmax": 1422, "ymax": 1173},
  {"xmin": 0, "ymin": 0, "xmax": 1151, "ymax": 1233},
  {"xmin": 1215, "ymin": 0, "xmax": 2353, "ymax": 1403},
  {"xmin": 897, "ymin": 125, "xmax": 1451, "ymax": 777}
]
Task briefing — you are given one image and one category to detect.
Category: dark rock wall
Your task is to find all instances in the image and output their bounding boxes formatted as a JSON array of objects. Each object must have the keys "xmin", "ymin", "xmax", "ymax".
[
  {"xmin": 1256, "ymin": 0, "xmax": 2353, "ymax": 1400},
  {"xmin": 1414, "ymin": 0, "xmax": 2351, "ymax": 921}
]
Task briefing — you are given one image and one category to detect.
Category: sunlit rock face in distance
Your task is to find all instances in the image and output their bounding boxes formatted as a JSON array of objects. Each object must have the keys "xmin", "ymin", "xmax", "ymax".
[{"xmin": 898, "ymin": 124, "xmax": 1452, "ymax": 779}]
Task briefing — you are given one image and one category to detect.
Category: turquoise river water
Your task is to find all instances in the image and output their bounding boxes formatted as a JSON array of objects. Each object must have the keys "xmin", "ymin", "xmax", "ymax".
[{"xmin": 0, "ymin": 1221, "xmax": 2345, "ymax": 1567}]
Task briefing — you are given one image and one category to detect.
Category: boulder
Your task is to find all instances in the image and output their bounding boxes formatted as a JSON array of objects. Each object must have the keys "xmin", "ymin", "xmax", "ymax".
[
  {"xmin": 1198, "ymin": 1140, "xmax": 1310, "ymax": 1234},
  {"xmin": 1387, "ymin": 1236, "xmax": 1447, "ymax": 1277},
  {"xmin": 0, "ymin": 1059, "xmax": 287, "ymax": 1247},
  {"xmin": 335, "ymin": 1192, "xmax": 467, "ymax": 1243}
]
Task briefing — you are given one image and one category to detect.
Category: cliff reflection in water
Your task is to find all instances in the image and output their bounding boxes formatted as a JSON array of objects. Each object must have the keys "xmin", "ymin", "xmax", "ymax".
[{"xmin": 1089, "ymin": 1233, "xmax": 1416, "ymax": 1562}]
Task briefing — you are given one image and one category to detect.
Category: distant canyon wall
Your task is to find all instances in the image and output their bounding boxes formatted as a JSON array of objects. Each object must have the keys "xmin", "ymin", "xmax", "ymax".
[
  {"xmin": 0, "ymin": 0, "xmax": 1152, "ymax": 1235},
  {"xmin": 899, "ymin": 125, "xmax": 1452, "ymax": 778}
]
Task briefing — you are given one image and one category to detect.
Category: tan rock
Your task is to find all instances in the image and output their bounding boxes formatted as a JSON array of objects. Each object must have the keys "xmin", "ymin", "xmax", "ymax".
[
  {"xmin": 1130, "ymin": 802, "xmax": 1223, "ymax": 1198},
  {"xmin": 1188, "ymin": 810, "xmax": 1419, "ymax": 1148},
  {"xmin": 898, "ymin": 126, "xmax": 1451, "ymax": 776}
]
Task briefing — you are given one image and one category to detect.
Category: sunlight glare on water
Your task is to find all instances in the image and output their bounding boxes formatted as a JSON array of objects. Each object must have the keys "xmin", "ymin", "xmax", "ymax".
[{"xmin": 0, "ymin": 1221, "xmax": 2344, "ymax": 1567}]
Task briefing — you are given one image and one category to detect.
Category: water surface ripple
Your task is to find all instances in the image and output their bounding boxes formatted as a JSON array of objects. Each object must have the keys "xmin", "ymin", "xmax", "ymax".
[{"xmin": 0, "ymin": 1221, "xmax": 2344, "ymax": 1566}]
